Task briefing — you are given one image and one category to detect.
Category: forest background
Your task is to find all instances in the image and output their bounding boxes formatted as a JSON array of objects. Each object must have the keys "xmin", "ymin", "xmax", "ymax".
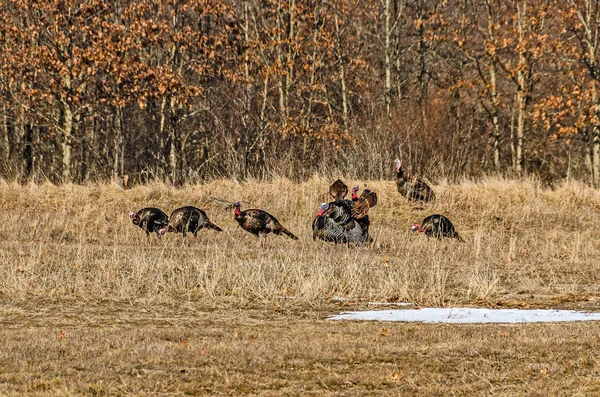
[{"xmin": 1, "ymin": 0, "xmax": 599, "ymax": 186}]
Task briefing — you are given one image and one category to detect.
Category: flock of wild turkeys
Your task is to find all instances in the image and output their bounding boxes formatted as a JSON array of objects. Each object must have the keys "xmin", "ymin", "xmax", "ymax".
[{"xmin": 130, "ymin": 159, "xmax": 461, "ymax": 246}]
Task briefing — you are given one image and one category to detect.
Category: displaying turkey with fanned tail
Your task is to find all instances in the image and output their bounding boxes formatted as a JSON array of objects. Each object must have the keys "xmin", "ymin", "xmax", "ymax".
[
  {"xmin": 394, "ymin": 159, "xmax": 435, "ymax": 202},
  {"xmin": 130, "ymin": 208, "xmax": 169, "ymax": 239},
  {"xmin": 159, "ymin": 206, "xmax": 222, "ymax": 245},
  {"xmin": 313, "ymin": 187, "xmax": 377, "ymax": 246},
  {"xmin": 312, "ymin": 202, "xmax": 366, "ymax": 245},
  {"xmin": 233, "ymin": 201, "xmax": 298, "ymax": 247},
  {"xmin": 412, "ymin": 214, "xmax": 462, "ymax": 240}
]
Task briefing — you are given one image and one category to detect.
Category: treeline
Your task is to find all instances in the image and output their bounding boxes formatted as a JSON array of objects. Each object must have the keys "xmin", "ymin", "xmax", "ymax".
[{"xmin": 0, "ymin": 0, "xmax": 598, "ymax": 184}]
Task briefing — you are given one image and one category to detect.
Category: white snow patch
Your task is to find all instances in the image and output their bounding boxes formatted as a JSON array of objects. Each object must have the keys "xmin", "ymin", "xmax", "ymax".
[{"xmin": 328, "ymin": 308, "xmax": 600, "ymax": 324}]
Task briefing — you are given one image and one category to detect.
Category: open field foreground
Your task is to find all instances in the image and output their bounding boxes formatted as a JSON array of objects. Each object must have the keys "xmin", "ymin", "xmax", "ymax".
[{"xmin": 1, "ymin": 177, "xmax": 600, "ymax": 395}]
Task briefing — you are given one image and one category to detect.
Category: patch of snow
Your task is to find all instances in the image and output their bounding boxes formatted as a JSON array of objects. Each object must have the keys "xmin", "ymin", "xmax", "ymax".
[{"xmin": 328, "ymin": 308, "xmax": 600, "ymax": 324}]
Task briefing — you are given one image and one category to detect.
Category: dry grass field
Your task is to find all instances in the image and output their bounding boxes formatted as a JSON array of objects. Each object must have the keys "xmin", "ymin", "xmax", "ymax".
[{"xmin": 1, "ymin": 176, "xmax": 600, "ymax": 395}]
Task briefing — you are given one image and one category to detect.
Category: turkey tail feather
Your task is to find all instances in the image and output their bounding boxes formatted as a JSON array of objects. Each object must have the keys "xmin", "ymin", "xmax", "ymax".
[
  {"xmin": 330, "ymin": 179, "xmax": 348, "ymax": 201},
  {"xmin": 365, "ymin": 191, "xmax": 377, "ymax": 207},
  {"xmin": 281, "ymin": 228, "xmax": 298, "ymax": 240},
  {"xmin": 207, "ymin": 222, "xmax": 223, "ymax": 232}
]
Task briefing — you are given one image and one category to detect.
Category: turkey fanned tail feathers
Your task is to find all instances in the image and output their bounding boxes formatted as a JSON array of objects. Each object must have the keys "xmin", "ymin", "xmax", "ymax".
[
  {"xmin": 329, "ymin": 179, "xmax": 349, "ymax": 201},
  {"xmin": 352, "ymin": 189, "xmax": 377, "ymax": 218}
]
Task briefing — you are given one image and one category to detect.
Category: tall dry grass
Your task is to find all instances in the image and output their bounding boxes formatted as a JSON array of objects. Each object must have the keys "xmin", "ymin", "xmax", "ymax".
[{"xmin": 1, "ymin": 176, "xmax": 599, "ymax": 308}]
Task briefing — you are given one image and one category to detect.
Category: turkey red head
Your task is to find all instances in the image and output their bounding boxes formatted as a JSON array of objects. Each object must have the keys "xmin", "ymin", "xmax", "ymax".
[
  {"xmin": 157, "ymin": 226, "xmax": 168, "ymax": 236},
  {"xmin": 411, "ymin": 223, "xmax": 423, "ymax": 233},
  {"xmin": 317, "ymin": 203, "xmax": 329, "ymax": 217},
  {"xmin": 233, "ymin": 201, "xmax": 241, "ymax": 215},
  {"xmin": 394, "ymin": 159, "xmax": 402, "ymax": 173},
  {"xmin": 130, "ymin": 212, "xmax": 139, "ymax": 224},
  {"xmin": 352, "ymin": 186, "xmax": 359, "ymax": 201}
]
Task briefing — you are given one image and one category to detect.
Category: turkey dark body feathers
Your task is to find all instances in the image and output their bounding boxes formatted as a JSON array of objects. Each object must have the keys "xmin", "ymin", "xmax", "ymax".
[
  {"xmin": 167, "ymin": 206, "xmax": 222, "ymax": 236},
  {"xmin": 131, "ymin": 207, "xmax": 169, "ymax": 236},
  {"xmin": 419, "ymin": 214, "xmax": 462, "ymax": 240},
  {"xmin": 234, "ymin": 206, "xmax": 298, "ymax": 240},
  {"xmin": 312, "ymin": 215, "xmax": 348, "ymax": 243}
]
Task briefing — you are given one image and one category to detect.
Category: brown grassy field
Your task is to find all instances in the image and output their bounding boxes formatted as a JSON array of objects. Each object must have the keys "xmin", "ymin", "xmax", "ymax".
[{"xmin": 1, "ymin": 177, "xmax": 600, "ymax": 395}]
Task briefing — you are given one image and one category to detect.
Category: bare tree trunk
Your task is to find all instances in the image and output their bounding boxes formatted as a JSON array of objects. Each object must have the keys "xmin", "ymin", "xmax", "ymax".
[
  {"xmin": 584, "ymin": 133, "xmax": 593, "ymax": 184},
  {"xmin": 285, "ymin": 0, "xmax": 295, "ymax": 115},
  {"xmin": 394, "ymin": 0, "xmax": 406, "ymax": 102},
  {"xmin": 510, "ymin": 94, "xmax": 516, "ymax": 173},
  {"xmin": 60, "ymin": 101, "xmax": 74, "ymax": 183},
  {"xmin": 334, "ymin": 14, "xmax": 348, "ymax": 128},
  {"xmin": 243, "ymin": 1, "xmax": 252, "ymax": 115},
  {"xmin": 515, "ymin": 0, "xmax": 527, "ymax": 176},
  {"xmin": 384, "ymin": 0, "xmax": 392, "ymax": 115},
  {"xmin": 168, "ymin": 97, "xmax": 178, "ymax": 183},
  {"xmin": 83, "ymin": 115, "xmax": 96, "ymax": 181},
  {"xmin": 515, "ymin": 90, "xmax": 525, "ymax": 176},
  {"xmin": 159, "ymin": 96, "xmax": 168, "ymax": 175},
  {"xmin": 1, "ymin": 103, "xmax": 9, "ymax": 175},
  {"xmin": 493, "ymin": 123, "xmax": 501, "ymax": 171},
  {"xmin": 304, "ymin": 3, "xmax": 321, "ymax": 157},
  {"xmin": 486, "ymin": 1, "xmax": 501, "ymax": 171},
  {"xmin": 593, "ymin": 127, "xmax": 600, "ymax": 187},
  {"xmin": 113, "ymin": 107, "xmax": 124, "ymax": 178},
  {"xmin": 590, "ymin": 77, "xmax": 600, "ymax": 186},
  {"xmin": 80, "ymin": 120, "xmax": 89, "ymax": 182},
  {"xmin": 416, "ymin": 4, "xmax": 427, "ymax": 114},
  {"xmin": 306, "ymin": 3, "xmax": 320, "ymax": 130},
  {"xmin": 276, "ymin": 0, "xmax": 286, "ymax": 123}
]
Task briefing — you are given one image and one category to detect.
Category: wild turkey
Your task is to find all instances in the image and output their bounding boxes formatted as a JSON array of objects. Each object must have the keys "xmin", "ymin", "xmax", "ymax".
[
  {"xmin": 411, "ymin": 214, "xmax": 462, "ymax": 240},
  {"xmin": 233, "ymin": 201, "xmax": 298, "ymax": 247},
  {"xmin": 130, "ymin": 208, "xmax": 169, "ymax": 238},
  {"xmin": 159, "ymin": 206, "xmax": 222, "ymax": 244},
  {"xmin": 329, "ymin": 179, "xmax": 349, "ymax": 201},
  {"xmin": 312, "ymin": 188, "xmax": 377, "ymax": 245},
  {"xmin": 394, "ymin": 159, "xmax": 435, "ymax": 202},
  {"xmin": 312, "ymin": 202, "xmax": 367, "ymax": 245}
]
